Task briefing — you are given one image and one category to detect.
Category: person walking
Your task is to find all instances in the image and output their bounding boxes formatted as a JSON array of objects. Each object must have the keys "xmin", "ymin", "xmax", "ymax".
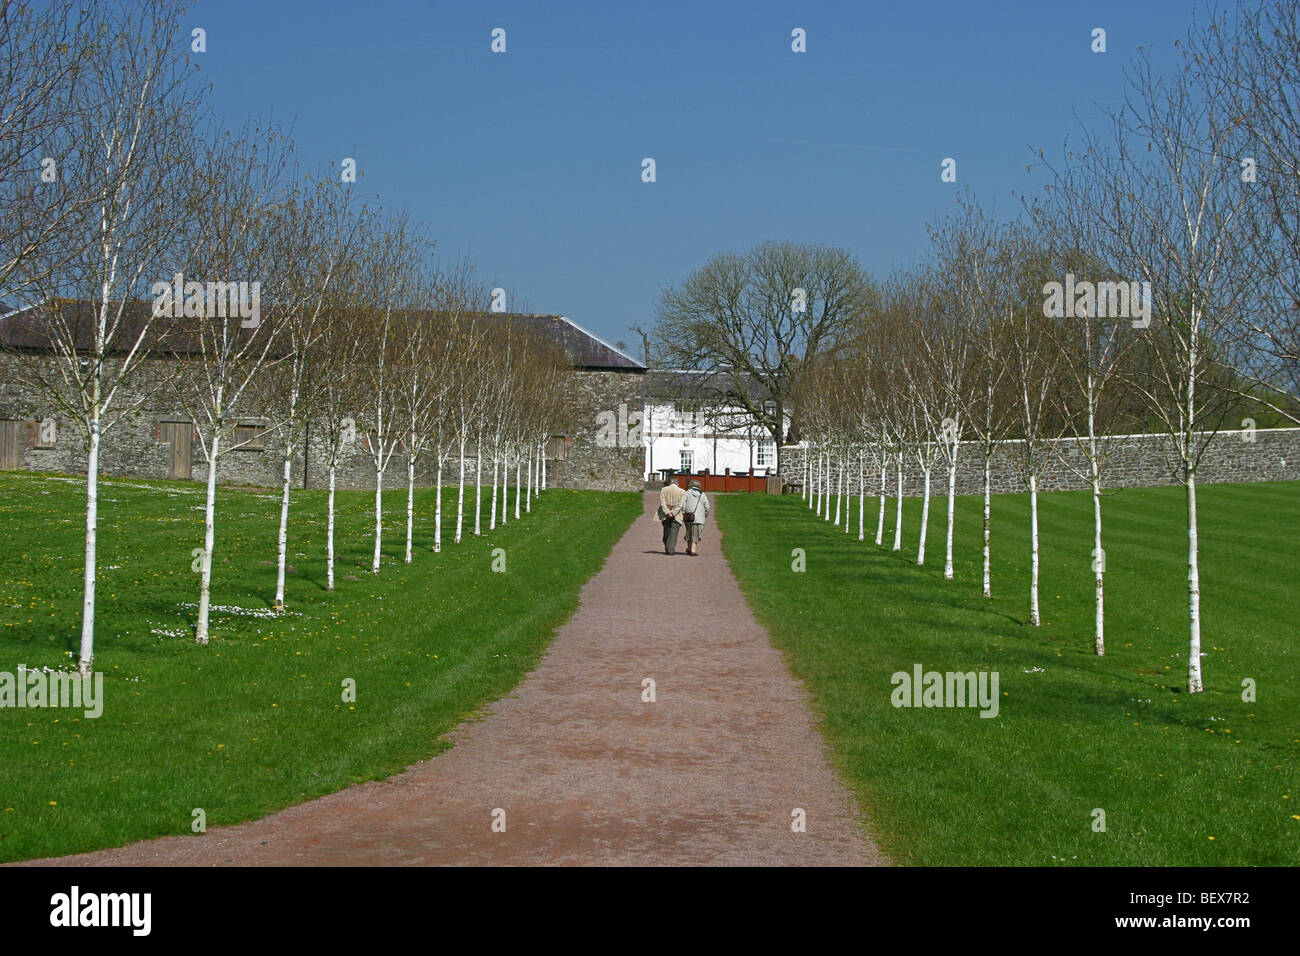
[
  {"xmin": 657, "ymin": 476, "xmax": 687, "ymax": 555},
  {"xmin": 682, "ymin": 479, "xmax": 711, "ymax": 556}
]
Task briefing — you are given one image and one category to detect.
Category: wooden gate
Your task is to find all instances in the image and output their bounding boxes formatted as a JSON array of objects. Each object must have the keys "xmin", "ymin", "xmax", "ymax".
[
  {"xmin": 0, "ymin": 420, "xmax": 20, "ymax": 470},
  {"xmin": 159, "ymin": 422, "xmax": 193, "ymax": 479}
]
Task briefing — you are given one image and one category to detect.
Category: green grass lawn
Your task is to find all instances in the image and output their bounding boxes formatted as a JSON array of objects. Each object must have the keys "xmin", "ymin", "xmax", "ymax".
[
  {"xmin": 717, "ymin": 481, "xmax": 1300, "ymax": 866},
  {"xmin": 0, "ymin": 471, "xmax": 640, "ymax": 863}
]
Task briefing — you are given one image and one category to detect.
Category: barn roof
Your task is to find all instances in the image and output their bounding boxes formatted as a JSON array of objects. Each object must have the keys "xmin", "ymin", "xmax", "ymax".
[
  {"xmin": 473, "ymin": 312, "xmax": 644, "ymax": 371},
  {"xmin": 0, "ymin": 299, "xmax": 645, "ymax": 372},
  {"xmin": 646, "ymin": 368, "xmax": 773, "ymax": 403}
]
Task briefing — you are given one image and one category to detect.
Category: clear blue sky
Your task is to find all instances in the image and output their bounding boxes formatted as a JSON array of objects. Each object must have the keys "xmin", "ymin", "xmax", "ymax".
[{"xmin": 192, "ymin": 0, "xmax": 1200, "ymax": 353}]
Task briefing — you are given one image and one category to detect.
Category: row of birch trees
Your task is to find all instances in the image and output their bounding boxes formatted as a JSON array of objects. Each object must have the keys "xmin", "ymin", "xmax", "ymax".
[
  {"xmin": 0, "ymin": 0, "xmax": 568, "ymax": 668},
  {"xmin": 794, "ymin": 0, "xmax": 1299, "ymax": 694}
]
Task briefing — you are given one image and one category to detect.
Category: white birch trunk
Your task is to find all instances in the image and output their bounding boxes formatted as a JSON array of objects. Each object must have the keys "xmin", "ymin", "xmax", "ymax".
[
  {"xmin": 834, "ymin": 458, "xmax": 842, "ymax": 526},
  {"xmin": 1028, "ymin": 472, "xmax": 1040, "ymax": 626},
  {"xmin": 455, "ymin": 435, "xmax": 466, "ymax": 544},
  {"xmin": 525, "ymin": 450, "xmax": 532, "ymax": 513},
  {"xmin": 809, "ymin": 450, "xmax": 816, "ymax": 510},
  {"xmin": 474, "ymin": 439, "xmax": 483, "ymax": 535},
  {"xmin": 372, "ymin": 460, "xmax": 383, "ymax": 574},
  {"xmin": 489, "ymin": 456, "xmax": 498, "ymax": 531},
  {"xmin": 1092, "ymin": 461, "xmax": 1105, "ymax": 655},
  {"xmin": 1187, "ymin": 473, "xmax": 1204, "ymax": 692},
  {"xmin": 540, "ymin": 446, "xmax": 547, "ymax": 491},
  {"xmin": 274, "ymin": 451, "xmax": 292, "ymax": 611},
  {"xmin": 943, "ymin": 442, "xmax": 958, "ymax": 580},
  {"xmin": 78, "ymin": 421, "xmax": 101, "ymax": 675},
  {"xmin": 195, "ymin": 430, "xmax": 222, "ymax": 644},
  {"xmin": 892, "ymin": 450, "xmax": 903, "ymax": 552},
  {"xmin": 514, "ymin": 455, "xmax": 522, "ymax": 520},
  {"xmin": 843, "ymin": 455, "xmax": 851, "ymax": 534},
  {"xmin": 326, "ymin": 462, "xmax": 337, "ymax": 590},
  {"xmin": 857, "ymin": 449, "xmax": 865, "ymax": 540},
  {"xmin": 917, "ymin": 464, "xmax": 931, "ymax": 565},
  {"xmin": 501, "ymin": 456, "xmax": 509, "ymax": 526},
  {"xmin": 803, "ymin": 451, "xmax": 809, "ymax": 502},
  {"xmin": 434, "ymin": 460, "xmax": 444, "ymax": 552},
  {"xmin": 812, "ymin": 450, "xmax": 820, "ymax": 513},
  {"xmin": 876, "ymin": 450, "xmax": 886, "ymax": 546},
  {"xmin": 824, "ymin": 453, "xmax": 833, "ymax": 521},
  {"xmin": 982, "ymin": 446, "xmax": 993, "ymax": 598},
  {"xmin": 404, "ymin": 455, "xmax": 415, "ymax": 564}
]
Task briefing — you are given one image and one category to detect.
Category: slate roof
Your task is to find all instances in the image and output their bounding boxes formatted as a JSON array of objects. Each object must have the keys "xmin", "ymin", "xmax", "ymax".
[
  {"xmin": 0, "ymin": 300, "xmax": 645, "ymax": 372},
  {"xmin": 475, "ymin": 312, "xmax": 644, "ymax": 371},
  {"xmin": 646, "ymin": 368, "xmax": 773, "ymax": 403}
]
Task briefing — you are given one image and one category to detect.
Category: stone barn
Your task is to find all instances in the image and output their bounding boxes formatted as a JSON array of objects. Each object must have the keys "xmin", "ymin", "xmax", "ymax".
[{"xmin": 0, "ymin": 301, "xmax": 646, "ymax": 491}]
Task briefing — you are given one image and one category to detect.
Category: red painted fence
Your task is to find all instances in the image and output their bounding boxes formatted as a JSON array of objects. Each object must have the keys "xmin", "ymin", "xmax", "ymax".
[{"xmin": 655, "ymin": 468, "xmax": 784, "ymax": 494}]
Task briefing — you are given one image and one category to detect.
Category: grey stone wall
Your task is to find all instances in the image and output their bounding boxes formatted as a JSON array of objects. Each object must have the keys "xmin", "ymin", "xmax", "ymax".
[
  {"xmin": 780, "ymin": 428, "xmax": 1300, "ymax": 497},
  {"xmin": 0, "ymin": 354, "xmax": 646, "ymax": 492},
  {"xmin": 544, "ymin": 368, "xmax": 646, "ymax": 492}
]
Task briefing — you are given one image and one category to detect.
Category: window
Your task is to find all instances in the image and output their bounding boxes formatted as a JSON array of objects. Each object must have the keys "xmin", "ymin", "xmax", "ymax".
[
  {"xmin": 547, "ymin": 435, "xmax": 569, "ymax": 461},
  {"xmin": 232, "ymin": 422, "xmax": 268, "ymax": 450},
  {"xmin": 679, "ymin": 449, "xmax": 693, "ymax": 473},
  {"xmin": 756, "ymin": 440, "xmax": 774, "ymax": 468}
]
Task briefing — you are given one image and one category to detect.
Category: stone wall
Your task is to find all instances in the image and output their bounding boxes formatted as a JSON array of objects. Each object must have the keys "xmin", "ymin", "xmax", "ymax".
[
  {"xmin": 544, "ymin": 368, "xmax": 646, "ymax": 492},
  {"xmin": 0, "ymin": 354, "xmax": 646, "ymax": 491},
  {"xmin": 779, "ymin": 428, "xmax": 1300, "ymax": 497}
]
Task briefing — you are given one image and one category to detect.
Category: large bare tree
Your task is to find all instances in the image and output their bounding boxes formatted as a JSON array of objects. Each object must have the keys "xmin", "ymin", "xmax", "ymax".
[{"xmin": 654, "ymin": 242, "xmax": 877, "ymax": 467}]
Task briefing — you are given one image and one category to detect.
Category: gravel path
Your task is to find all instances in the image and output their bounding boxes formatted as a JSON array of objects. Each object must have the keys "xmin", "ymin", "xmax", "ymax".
[{"xmin": 30, "ymin": 492, "xmax": 885, "ymax": 866}]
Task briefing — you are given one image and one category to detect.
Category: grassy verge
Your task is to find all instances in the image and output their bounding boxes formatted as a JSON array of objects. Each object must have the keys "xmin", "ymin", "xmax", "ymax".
[
  {"xmin": 0, "ymin": 471, "xmax": 640, "ymax": 862},
  {"xmin": 717, "ymin": 481, "xmax": 1299, "ymax": 866}
]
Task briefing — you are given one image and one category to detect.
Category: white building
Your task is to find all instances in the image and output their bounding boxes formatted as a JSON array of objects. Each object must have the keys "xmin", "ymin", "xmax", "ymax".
[{"xmin": 641, "ymin": 370, "xmax": 787, "ymax": 480}]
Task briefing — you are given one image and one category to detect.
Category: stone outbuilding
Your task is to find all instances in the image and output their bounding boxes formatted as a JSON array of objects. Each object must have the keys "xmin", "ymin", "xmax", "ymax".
[{"xmin": 0, "ymin": 301, "xmax": 646, "ymax": 491}]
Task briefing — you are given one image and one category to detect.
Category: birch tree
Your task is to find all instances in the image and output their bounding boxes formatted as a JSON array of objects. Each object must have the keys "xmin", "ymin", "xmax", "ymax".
[
  {"xmin": 1045, "ymin": 35, "xmax": 1256, "ymax": 690},
  {"xmin": 312, "ymin": 276, "xmax": 368, "ymax": 591},
  {"xmin": 172, "ymin": 123, "xmax": 295, "ymax": 645},
  {"xmin": 3, "ymin": 0, "xmax": 205, "ymax": 671},
  {"xmin": 396, "ymin": 271, "xmax": 452, "ymax": 564},
  {"xmin": 926, "ymin": 201, "xmax": 1008, "ymax": 581},
  {"xmin": 262, "ymin": 175, "xmax": 359, "ymax": 608},
  {"xmin": 455, "ymin": 326, "xmax": 489, "ymax": 542},
  {"xmin": 1029, "ymin": 201, "xmax": 1144, "ymax": 654},
  {"xmin": 355, "ymin": 212, "xmax": 427, "ymax": 574},
  {"xmin": 1004, "ymin": 286, "xmax": 1065, "ymax": 628}
]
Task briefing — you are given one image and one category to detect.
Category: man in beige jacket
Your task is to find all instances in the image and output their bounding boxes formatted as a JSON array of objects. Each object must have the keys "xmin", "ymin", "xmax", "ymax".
[{"xmin": 656, "ymin": 477, "xmax": 687, "ymax": 555}]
